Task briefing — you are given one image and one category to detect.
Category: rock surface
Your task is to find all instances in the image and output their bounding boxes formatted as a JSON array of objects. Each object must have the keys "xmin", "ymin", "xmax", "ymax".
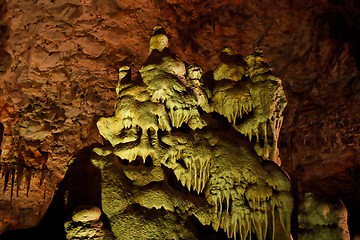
[
  {"xmin": 298, "ymin": 193, "xmax": 350, "ymax": 240},
  {"xmin": 91, "ymin": 30, "xmax": 292, "ymax": 239},
  {"xmin": 65, "ymin": 205, "xmax": 104, "ymax": 240},
  {"xmin": 0, "ymin": 0, "xmax": 359, "ymax": 238}
]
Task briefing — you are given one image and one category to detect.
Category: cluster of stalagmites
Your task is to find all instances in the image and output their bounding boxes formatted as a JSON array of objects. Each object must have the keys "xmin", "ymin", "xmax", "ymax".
[{"xmin": 93, "ymin": 26, "xmax": 292, "ymax": 240}]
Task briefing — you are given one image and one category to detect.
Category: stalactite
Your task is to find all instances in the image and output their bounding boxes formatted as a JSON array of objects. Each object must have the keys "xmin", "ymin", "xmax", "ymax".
[
  {"xmin": 43, "ymin": 181, "xmax": 46, "ymax": 201},
  {"xmin": 16, "ymin": 163, "xmax": 24, "ymax": 197},
  {"xmin": 251, "ymin": 210, "xmax": 268, "ymax": 240},
  {"xmin": 3, "ymin": 164, "xmax": 9, "ymax": 193},
  {"xmin": 10, "ymin": 167, "xmax": 15, "ymax": 200},
  {"xmin": 169, "ymin": 154, "xmax": 211, "ymax": 194},
  {"xmin": 205, "ymin": 138, "xmax": 293, "ymax": 240},
  {"xmin": 40, "ymin": 164, "xmax": 47, "ymax": 187},
  {"xmin": 1, "ymin": 163, "xmax": 5, "ymax": 177},
  {"xmin": 271, "ymin": 203, "xmax": 275, "ymax": 240},
  {"xmin": 25, "ymin": 168, "xmax": 32, "ymax": 197}
]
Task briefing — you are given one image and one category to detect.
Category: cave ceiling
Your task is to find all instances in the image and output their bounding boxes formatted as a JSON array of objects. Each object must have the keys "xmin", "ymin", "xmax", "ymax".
[{"xmin": 0, "ymin": 0, "xmax": 359, "ymax": 238}]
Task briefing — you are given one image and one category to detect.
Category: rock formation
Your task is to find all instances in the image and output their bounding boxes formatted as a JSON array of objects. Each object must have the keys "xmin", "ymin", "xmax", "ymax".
[
  {"xmin": 91, "ymin": 26, "xmax": 292, "ymax": 240},
  {"xmin": 64, "ymin": 205, "xmax": 104, "ymax": 240},
  {"xmin": 297, "ymin": 193, "xmax": 350, "ymax": 240},
  {"xmin": 0, "ymin": 0, "xmax": 358, "ymax": 239}
]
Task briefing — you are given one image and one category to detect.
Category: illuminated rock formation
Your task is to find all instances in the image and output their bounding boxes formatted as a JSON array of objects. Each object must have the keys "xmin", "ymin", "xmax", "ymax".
[
  {"xmin": 0, "ymin": 0, "xmax": 358, "ymax": 238},
  {"xmin": 211, "ymin": 47, "xmax": 287, "ymax": 164},
  {"xmin": 64, "ymin": 205, "xmax": 104, "ymax": 240},
  {"xmin": 297, "ymin": 193, "xmax": 350, "ymax": 240},
  {"xmin": 94, "ymin": 26, "xmax": 293, "ymax": 240}
]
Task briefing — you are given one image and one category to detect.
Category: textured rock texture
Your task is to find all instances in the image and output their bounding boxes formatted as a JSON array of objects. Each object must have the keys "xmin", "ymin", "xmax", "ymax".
[
  {"xmin": 64, "ymin": 205, "xmax": 104, "ymax": 240},
  {"xmin": 91, "ymin": 28, "xmax": 292, "ymax": 239},
  {"xmin": 0, "ymin": 0, "xmax": 359, "ymax": 238},
  {"xmin": 297, "ymin": 193, "xmax": 350, "ymax": 240}
]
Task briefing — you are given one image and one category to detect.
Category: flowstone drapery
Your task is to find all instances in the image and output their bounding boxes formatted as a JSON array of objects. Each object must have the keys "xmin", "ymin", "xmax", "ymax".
[{"xmin": 93, "ymin": 26, "xmax": 292, "ymax": 240}]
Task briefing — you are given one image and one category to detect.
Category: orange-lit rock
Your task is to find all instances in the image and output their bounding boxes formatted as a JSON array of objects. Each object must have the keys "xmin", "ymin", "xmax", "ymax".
[{"xmin": 0, "ymin": 0, "xmax": 359, "ymax": 238}]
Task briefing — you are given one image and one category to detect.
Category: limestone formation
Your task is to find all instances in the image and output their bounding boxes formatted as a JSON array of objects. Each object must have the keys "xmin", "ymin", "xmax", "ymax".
[
  {"xmin": 94, "ymin": 26, "xmax": 293, "ymax": 239},
  {"xmin": 298, "ymin": 193, "xmax": 350, "ymax": 240},
  {"xmin": 64, "ymin": 205, "xmax": 105, "ymax": 240},
  {"xmin": 0, "ymin": 0, "xmax": 358, "ymax": 237},
  {"xmin": 211, "ymin": 47, "xmax": 287, "ymax": 164}
]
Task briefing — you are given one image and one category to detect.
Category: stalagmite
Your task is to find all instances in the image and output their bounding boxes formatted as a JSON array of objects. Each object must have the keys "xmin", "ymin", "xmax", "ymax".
[
  {"xmin": 93, "ymin": 26, "xmax": 292, "ymax": 240},
  {"xmin": 149, "ymin": 25, "xmax": 170, "ymax": 54},
  {"xmin": 139, "ymin": 26, "xmax": 207, "ymax": 131},
  {"xmin": 116, "ymin": 66, "xmax": 131, "ymax": 95},
  {"xmin": 65, "ymin": 205, "xmax": 104, "ymax": 240}
]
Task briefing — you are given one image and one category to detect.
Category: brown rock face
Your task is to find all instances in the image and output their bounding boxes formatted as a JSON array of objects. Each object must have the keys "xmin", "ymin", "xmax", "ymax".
[{"xmin": 0, "ymin": 0, "xmax": 359, "ymax": 238}]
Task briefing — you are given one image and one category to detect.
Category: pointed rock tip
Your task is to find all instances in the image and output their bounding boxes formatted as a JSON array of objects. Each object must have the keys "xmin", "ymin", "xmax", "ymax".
[{"xmin": 149, "ymin": 26, "xmax": 169, "ymax": 53}]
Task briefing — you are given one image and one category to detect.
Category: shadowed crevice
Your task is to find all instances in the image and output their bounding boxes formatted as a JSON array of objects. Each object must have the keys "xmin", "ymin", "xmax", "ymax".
[{"xmin": 0, "ymin": 144, "xmax": 105, "ymax": 240}]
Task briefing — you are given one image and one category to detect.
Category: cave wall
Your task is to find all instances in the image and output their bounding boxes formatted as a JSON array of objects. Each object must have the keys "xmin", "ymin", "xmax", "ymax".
[{"xmin": 0, "ymin": 0, "xmax": 359, "ymax": 238}]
